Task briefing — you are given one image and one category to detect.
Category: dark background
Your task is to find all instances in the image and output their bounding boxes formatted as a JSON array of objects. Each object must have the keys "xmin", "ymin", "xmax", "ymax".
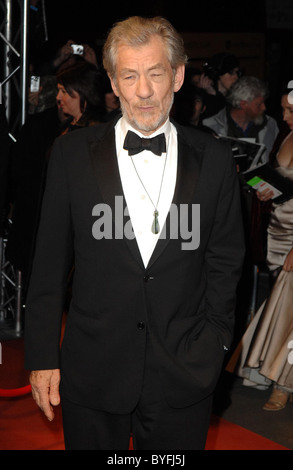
[
  {"xmin": 2, "ymin": 0, "xmax": 293, "ymax": 124},
  {"xmin": 44, "ymin": 0, "xmax": 267, "ymax": 38},
  {"xmin": 38, "ymin": 0, "xmax": 292, "ymax": 118},
  {"xmin": 43, "ymin": 0, "xmax": 269, "ymax": 51}
]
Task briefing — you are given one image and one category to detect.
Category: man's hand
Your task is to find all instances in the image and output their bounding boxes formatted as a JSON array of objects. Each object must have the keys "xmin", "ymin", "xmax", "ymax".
[
  {"xmin": 198, "ymin": 73, "xmax": 216, "ymax": 95},
  {"xmin": 30, "ymin": 369, "xmax": 61, "ymax": 421}
]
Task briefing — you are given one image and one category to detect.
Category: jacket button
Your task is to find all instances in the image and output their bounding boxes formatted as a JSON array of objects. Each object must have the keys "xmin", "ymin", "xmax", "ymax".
[
  {"xmin": 143, "ymin": 274, "xmax": 154, "ymax": 282},
  {"xmin": 137, "ymin": 321, "xmax": 145, "ymax": 330}
]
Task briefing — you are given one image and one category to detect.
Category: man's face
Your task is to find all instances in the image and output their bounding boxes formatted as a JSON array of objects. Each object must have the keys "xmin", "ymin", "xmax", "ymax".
[
  {"xmin": 218, "ymin": 68, "xmax": 239, "ymax": 94},
  {"xmin": 243, "ymin": 96, "xmax": 266, "ymax": 125},
  {"xmin": 193, "ymin": 97, "xmax": 205, "ymax": 121},
  {"xmin": 109, "ymin": 35, "xmax": 185, "ymax": 135}
]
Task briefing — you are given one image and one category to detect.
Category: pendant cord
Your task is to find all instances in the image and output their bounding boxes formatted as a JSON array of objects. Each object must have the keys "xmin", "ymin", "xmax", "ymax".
[{"xmin": 130, "ymin": 151, "xmax": 168, "ymax": 214}]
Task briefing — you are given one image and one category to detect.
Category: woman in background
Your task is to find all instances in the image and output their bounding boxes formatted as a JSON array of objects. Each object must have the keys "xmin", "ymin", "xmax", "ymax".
[
  {"xmin": 8, "ymin": 60, "xmax": 105, "ymax": 295},
  {"xmin": 56, "ymin": 60, "xmax": 105, "ymax": 133},
  {"xmin": 227, "ymin": 88, "xmax": 293, "ymax": 411}
]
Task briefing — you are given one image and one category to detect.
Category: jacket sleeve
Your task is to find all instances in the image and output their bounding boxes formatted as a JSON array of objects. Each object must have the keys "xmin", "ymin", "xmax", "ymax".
[
  {"xmin": 24, "ymin": 138, "xmax": 74, "ymax": 370},
  {"xmin": 204, "ymin": 140, "xmax": 245, "ymax": 349}
]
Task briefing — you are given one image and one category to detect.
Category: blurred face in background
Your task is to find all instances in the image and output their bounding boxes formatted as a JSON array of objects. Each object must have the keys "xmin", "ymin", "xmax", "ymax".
[
  {"xmin": 105, "ymin": 91, "xmax": 120, "ymax": 112},
  {"xmin": 281, "ymin": 94, "xmax": 293, "ymax": 130},
  {"xmin": 218, "ymin": 68, "xmax": 240, "ymax": 95},
  {"xmin": 56, "ymin": 84, "xmax": 82, "ymax": 122},
  {"xmin": 191, "ymin": 96, "xmax": 206, "ymax": 126},
  {"xmin": 242, "ymin": 95, "xmax": 266, "ymax": 125}
]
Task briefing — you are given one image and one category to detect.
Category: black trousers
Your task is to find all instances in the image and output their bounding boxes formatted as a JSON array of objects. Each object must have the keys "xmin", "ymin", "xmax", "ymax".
[{"xmin": 61, "ymin": 340, "xmax": 213, "ymax": 450}]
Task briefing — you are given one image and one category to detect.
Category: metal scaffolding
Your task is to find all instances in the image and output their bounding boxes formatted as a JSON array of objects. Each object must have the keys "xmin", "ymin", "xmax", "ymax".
[
  {"xmin": 1, "ymin": 0, "xmax": 29, "ymax": 130},
  {"xmin": 0, "ymin": 0, "xmax": 29, "ymax": 337}
]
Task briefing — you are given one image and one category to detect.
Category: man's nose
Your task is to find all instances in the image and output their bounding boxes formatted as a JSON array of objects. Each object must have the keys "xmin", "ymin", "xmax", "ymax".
[{"xmin": 136, "ymin": 75, "xmax": 153, "ymax": 98}]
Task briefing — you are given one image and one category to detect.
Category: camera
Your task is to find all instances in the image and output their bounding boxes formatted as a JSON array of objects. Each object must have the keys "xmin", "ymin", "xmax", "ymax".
[
  {"xmin": 71, "ymin": 44, "xmax": 84, "ymax": 55},
  {"xmin": 30, "ymin": 76, "xmax": 40, "ymax": 92}
]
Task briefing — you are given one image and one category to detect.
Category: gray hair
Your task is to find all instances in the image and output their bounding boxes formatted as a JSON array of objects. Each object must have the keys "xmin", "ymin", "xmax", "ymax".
[
  {"xmin": 103, "ymin": 16, "xmax": 188, "ymax": 79},
  {"xmin": 226, "ymin": 76, "xmax": 268, "ymax": 109}
]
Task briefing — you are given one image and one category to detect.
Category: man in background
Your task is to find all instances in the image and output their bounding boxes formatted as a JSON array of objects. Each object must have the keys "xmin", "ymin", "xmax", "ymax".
[{"xmin": 203, "ymin": 76, "xmax": 279, "ymax": 162}]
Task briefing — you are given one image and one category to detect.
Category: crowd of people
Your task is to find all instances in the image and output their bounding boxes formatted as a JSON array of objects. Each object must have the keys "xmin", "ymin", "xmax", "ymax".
[
  {"xmin": 5, "ymin": 41, "xmax": 120, "ymax": 293},
  {"xmin": 175, "ymin": 56, "xmax": 293, "ymax": 414},
  {"xmin": 0, "ymin": 13, "xmax": 293, "ymax": 450}
]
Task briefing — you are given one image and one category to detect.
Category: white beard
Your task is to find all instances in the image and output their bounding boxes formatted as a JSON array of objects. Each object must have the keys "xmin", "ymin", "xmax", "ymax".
[{"xmin": 253, "ymin": 114, "xmax": 264, "ymax": 126}]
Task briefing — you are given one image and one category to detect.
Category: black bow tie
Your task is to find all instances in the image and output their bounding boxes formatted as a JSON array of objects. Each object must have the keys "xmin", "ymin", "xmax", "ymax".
[{"xmin": 123, "ymin": 130, "xmax": 166, "ymax": 156}]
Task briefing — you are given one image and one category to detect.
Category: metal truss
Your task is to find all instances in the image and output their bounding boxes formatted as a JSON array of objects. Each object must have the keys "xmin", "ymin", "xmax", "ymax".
[
  {"xmin": 0, "ymin": 0, "xmax": 29, "ymax": 338},
  {"xmin": 0, "ymin": 0, "xmax": 29, "ymax": 135},
  {"xmin": 0, "ymin": 223, "xmax": 22, "ymax": 338}
]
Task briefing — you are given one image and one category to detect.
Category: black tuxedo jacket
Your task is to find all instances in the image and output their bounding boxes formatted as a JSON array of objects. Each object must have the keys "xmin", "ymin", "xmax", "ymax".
[{"xmin": 25, "ymin": 118, "xmax": 245, "ymax": 413}]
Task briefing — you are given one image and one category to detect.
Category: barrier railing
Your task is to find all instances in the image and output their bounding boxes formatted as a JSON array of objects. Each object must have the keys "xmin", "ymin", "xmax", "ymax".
[{"xmin": 0, "ymin": 385, "xmax": 31, "ymax": 397}]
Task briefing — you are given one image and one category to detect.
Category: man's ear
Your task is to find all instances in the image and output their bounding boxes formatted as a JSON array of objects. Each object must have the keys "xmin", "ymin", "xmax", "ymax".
[
  {"xmin": 108, "ymin": 74, "xmax": 119, "ymax": 97},
  {"xmin": 174, "ymin": 64, "xmax": 185, "ymax": 93}
]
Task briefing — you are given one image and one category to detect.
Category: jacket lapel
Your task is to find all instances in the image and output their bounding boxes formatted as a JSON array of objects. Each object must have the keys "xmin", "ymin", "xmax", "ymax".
[
  {"xmin": 88, "ymin": 121, "xmax": 145, "ymax": 268},
  {"xmin": 147, "ymin": 129, "xmax": 203, "ymax": 268}
]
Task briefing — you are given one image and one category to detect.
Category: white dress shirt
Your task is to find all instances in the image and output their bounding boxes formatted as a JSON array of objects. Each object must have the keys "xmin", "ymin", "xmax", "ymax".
[{"xmin": 115, "ymin": 116, "xmax": 178, "ymax": 267}]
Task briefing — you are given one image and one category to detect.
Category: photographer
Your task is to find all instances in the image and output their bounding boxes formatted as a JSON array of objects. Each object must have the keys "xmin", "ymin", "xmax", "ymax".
[
  {"xmin": 53, "ymin": 40, "xmax": 98, "ymax": 71},
  {"xmin": 199, "ymin": 52, "xmax": 241, "ymax": 118},
  {"xmin": 36, "ymin": 39, "xmax": 99, "ymax": 75}
]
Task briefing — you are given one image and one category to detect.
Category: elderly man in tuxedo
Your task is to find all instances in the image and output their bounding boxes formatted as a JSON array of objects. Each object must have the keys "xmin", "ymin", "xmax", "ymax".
[{"xmin": 25, "ymin": 16, "xmax": 245, "ymax": 450}]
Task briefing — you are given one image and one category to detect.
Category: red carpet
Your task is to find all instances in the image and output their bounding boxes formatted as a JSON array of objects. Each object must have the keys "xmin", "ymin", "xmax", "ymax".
[
  {"xmin": 0, "ymin": 338, "xmax": 289, "ymax": 450},
  {"xmin": 205, "ymin": 415, "xmax": 288, "ymax": 450}
]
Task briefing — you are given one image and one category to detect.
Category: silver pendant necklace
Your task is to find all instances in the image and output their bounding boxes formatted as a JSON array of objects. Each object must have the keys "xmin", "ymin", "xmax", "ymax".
[{"xmin": 130, "ymin": 152, "xmax": 168, "ymax": 234}]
